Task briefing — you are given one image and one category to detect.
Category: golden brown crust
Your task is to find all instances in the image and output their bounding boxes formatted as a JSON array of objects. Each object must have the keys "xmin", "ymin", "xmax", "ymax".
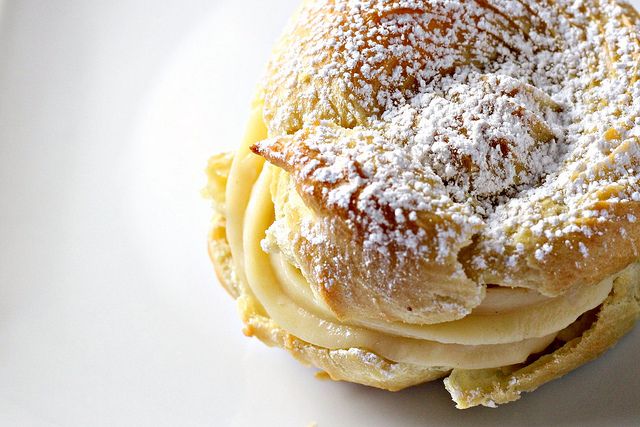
[
  {"xmin": 254, "ymin": 137, "xmax": 483, "ymax": 325},
  {"xmin": 262, "ymin": 0, "xmax": 555, "ymax": 135},
  {"xmin": 463, "ymin": 196, "xmax": 640, "ymax": 297},
  {"xmin": 256, "ymin": 0, "xmax": 640, "ymax": 303}
]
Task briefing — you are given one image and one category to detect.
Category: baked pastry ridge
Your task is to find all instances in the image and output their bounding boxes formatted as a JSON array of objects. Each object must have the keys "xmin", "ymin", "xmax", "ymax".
[{"xmin": 206, "ymin": 0, "xmax": 640, "ymax": 408}]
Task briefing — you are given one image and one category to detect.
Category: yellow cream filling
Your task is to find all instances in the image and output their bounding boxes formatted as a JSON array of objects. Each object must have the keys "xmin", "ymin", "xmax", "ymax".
[
  {"xmin": 223, "ymin": 105, "xmax": 612, "ymax": 369},
  {"xmin": 269, "ymin": 248, "xmax": 612, "ymax": 345}
]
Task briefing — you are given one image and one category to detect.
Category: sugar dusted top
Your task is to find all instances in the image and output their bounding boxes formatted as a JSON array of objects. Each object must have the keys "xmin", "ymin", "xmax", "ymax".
[{"xmin": 254, "ymin": 0, "xmax": 640, "ymax": 300}]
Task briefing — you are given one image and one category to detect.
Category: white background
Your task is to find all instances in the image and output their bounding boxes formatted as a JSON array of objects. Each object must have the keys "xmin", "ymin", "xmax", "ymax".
[{"xmin": 0, "ymin": 1, "xmax": 638, "ymax": 425}]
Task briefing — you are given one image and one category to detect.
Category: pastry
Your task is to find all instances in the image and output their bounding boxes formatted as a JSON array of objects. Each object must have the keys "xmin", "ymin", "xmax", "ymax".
[{"xmin": 205, "ymin": 0, "xmax": 640, "ymax": 408}]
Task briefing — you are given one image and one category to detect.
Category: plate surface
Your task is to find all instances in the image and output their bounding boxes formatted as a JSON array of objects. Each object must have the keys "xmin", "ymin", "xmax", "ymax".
[{"xmin": 0, "ymin": 1, "xmax": 639, "ymax": 426}]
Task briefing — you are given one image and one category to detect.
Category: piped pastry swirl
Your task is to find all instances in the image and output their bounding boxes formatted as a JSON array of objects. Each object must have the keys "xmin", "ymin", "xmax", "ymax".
[{"xmin": 206, "ymin": 0, "xmax": 640, "ymax": 408}]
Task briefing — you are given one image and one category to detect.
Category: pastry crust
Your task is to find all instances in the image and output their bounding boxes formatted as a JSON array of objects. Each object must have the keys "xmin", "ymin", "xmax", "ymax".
[
  {"xmin": 206, "ymin": 0, "xmax": 640, "ymax": 408},
  {"xmin": 207, "ymin": 151, "xmax": 640, "ymax": 404},
  {"xmin": 255, "ymin": 155, "xmax": 483, "ymax": 325}
]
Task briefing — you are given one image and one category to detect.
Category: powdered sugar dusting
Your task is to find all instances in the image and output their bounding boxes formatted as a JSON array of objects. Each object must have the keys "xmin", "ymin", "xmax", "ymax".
[
  {"xmin": 255, "ymin": 122, "xmax": 483, "ymax": 263},
  {"xmin": 258, "ymin": 0, "xmax": 640, "ymax": 277}
]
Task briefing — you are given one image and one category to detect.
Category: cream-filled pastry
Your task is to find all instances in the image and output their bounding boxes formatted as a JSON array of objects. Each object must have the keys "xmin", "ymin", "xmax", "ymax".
[{"xmin": 205, "ymin": 0, "xmax": 640, "ymax": 408}]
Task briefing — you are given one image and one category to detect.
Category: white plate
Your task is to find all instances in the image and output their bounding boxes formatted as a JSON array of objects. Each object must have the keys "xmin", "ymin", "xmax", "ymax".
[{"xmin": 0, "ymin": 1, "xmax": 638, "ymax": 425}]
